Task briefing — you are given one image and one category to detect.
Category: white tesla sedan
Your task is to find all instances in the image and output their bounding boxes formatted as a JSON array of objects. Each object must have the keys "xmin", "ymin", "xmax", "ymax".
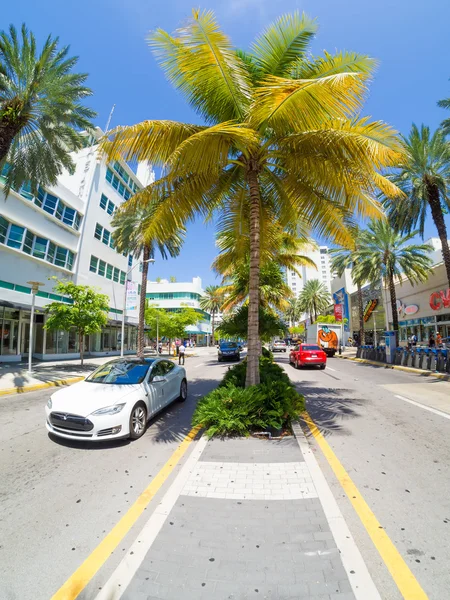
[{"xmin": 45, "ymin": 358, "xmax": 187, "ymax": 442}]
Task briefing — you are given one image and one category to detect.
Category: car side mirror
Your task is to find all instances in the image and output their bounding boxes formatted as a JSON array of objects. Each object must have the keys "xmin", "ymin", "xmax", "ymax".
[{"xmin": 152, "ymin": 375, "xmax": 166, "ymax": 383}]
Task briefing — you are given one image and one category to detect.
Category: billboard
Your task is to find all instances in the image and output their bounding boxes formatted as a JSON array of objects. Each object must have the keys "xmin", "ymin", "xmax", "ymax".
[
  {"xmin": 125, "ymin": 281, "xmax": 138, "ymax": 311},
  {"xmin": 332, "ymin": 288, "xmax": 349, "ymax": 331},
  {"xmin": 334, "ymin": 304, "xmax": 343, "ymax": 321}
]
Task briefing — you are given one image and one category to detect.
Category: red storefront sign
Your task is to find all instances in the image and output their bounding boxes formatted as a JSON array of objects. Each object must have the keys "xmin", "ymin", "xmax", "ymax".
[
  {"xmin": 429, "ymin": 288, "xmax": 450, "ymax": 310},
  {"xmin": 334, "ymin": 304, "xmax": 343, "ymax": 321}
]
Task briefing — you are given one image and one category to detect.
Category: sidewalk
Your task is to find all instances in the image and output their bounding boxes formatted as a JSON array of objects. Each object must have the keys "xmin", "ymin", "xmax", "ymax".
[{"xmin": 97, "ymin": 426, "xmax": 379, "ymax": 600}]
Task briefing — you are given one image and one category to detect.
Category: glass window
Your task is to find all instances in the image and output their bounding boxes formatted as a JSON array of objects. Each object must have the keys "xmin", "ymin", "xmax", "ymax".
[
  {"xmin": 90, "ymin": 256, "xmax": 98, "ymax": 273},
  {"xmin": 23, "ymin": 230, "xmax": 34, "ymax": 254},
  {"xmin": 55, "ymin": 247, "xmax": 68, "ymax": 267},
  {"xmin": 47, "ymin": 242, "xmax": 56, "ymax": 263},
  {"xmin": 74, "ymin": 213, "xmax": 81, "ymax": 230},
  {"xmin": 107, "ymin": 200, "xmax": 115, "ymax": 215},
  {"xmin": 109, "ymin": 237, "xmax": 115, "ymax": 250},
  {"xmin": 113, "ymin": 267, "xmax": 120, "ymax": 282},
  {"xmin": 162, "ymin": 361, "xmax": 175, "ymax": 374},
  {"xmin": 100, "ymin": 194, "xmax": 108, "ymax": 210},
  {"xmin": 7, "ymin": 224, "xmax": 25, "ymax": 249},
  {"xmin": 0, "ymin": 216, "xmax": 8, "ymax": 244},
  {"xmin": 94, "ymin": 223, "xmax": 102, "ymax": 240},
  {"xmin": 112, "ymin": 176, "xmax": 119, "ymax": 190},
  {"xmin": 106, "ymin": 264, "xmax": 113, "ymax": 280},
  {"xmin": 67, "ymin": 251, "xmax": 74, "ymax": 271},
  {"xmin": 33, "ymin": 236, "xmax": 48, "ymax": 259},
  {"xmin": 102, "ymin": 229, "xmax": 110, "ymax": 245},
  {"xmin": 86, "ymin": 359, "xmax": 153, "ymax": 384},
  {"xmin": 43, "ymin": 193, "xmax": 58, "ymax": 215},
  {"xmin": 36, "ymin": 187, "xmax": 45, "ymax": 207},
  {"xmin": 120, "ymin": 271, "xmax": 126, "ymax": 285},
  {"xmin": 106, "ymin": 168, "xmax": 113, "ymax": 183},
  {"xmin": 128, "ymin": 255, "xmax": 133, "ymax": 267},
  {"xmin": 124, "ymin": 189, "xmax": 131, "ymax": 200},
  {"xmin": 55, "ymin": 200, "xmax": 64, "ymax": 220},
  {"xmin": 98, "ymin": 260, "xmax": 106, "ymax": 276},
  {"xmin": 20, "ymin": 181, "xmax": 34, "ymax": 200},
  {"xmin": 63, "ymin": 207, "xmax": 75, "ymax": 227}
]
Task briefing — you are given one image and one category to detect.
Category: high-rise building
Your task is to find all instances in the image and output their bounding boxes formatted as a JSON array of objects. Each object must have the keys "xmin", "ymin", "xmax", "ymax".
[{"xmin": 286, "ymin": 244, "xmax": 333, "ymax": 298}]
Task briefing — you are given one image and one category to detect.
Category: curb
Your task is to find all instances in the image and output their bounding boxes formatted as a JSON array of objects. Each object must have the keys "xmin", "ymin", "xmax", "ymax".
[
  {"xmin": 0, "ymin": 376, "xmax": 85, "ymax": 398},
  {"xmin": 336, "ymin": 354, "xmax": 450, "ymax": 381}
]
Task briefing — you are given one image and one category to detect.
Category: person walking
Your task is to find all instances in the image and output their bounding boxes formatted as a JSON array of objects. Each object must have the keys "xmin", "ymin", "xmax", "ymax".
[
  {"xmin": 429, "ymin": 333, "xmax": 435, "ymax": 348},
  {"xmin": 178, "ymin": 342, "xmax": 186, "ymax": 365},
  {"xmin": 436, "ymin": 332, "xmax": 443, "ymax": 347}
]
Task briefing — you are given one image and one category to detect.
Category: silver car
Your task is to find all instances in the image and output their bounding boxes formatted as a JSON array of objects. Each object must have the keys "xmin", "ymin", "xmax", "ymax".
[{"xmin": 270, "ymin": 340, "xmax": 287, "ymax": 352}]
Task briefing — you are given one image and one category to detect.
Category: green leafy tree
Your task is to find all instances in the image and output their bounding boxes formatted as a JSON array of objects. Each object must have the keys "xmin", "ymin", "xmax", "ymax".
[
  {"xmin": 199, "ymin": 285, "xmax": 223, "ymax": 346},
  {"xmin": 145, "ymin": 305, "xmax": 198, "ymax": 341},
  {"xmin": 288, "ymin": 324, "xmax": 305, "ymax": 337},
  {"xmin": 44, "ymin": 281, "xmax": 109, "ymax": 365},
  {"xmin": 354, "ymin": 220, "xmax": 433, "ymax": 333},
  {"xmin": 102, "ymin": 10, "xmax": 403, "ymax": 386},
  {"xmin": 112, "ymin": 203, "xmax": 185, "ymax": 358},
  {"xmin": 383, "ymin": 124, "xmax": 450, "ymax": 286},
  {"xmin": 438, "ymin": 91, "xmax": 450, "ymax": 135},
  {"xmin": 0, "ymin": 24, "xmax": 96, "ymax": 193},
  {"xmin": 284, "ymin": 297, "xmax": 303, "ymax": 326},
  {"xmin": 217, "ymin": 305, "xmax": 285, "ymax": 342},
  {"xmin": 330, "ymin": 228, "xmax": 367, "ymax": 345},
  {"xmin": 298, "ymin": 279, "xmax": 331, "ymax": 324},
  {"xmin": 315, "ymin": 315, "xmax": 348, "ymax": 324},
  {"xmin": 169, "ymin": 275, "xmax": 177, "ymax": 283}
]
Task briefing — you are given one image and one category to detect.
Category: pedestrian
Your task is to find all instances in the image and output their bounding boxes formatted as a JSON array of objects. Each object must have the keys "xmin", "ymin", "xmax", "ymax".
[
  {"xmin": 412, "ymin": 333, "xmax": 417, "ymax": 347},
  {"xmin": 429, "ymin": 333, "xmax": 435, "ymax": 348},
  {"xmin": 436, "ymin": 332, "xmax": 442, "ymax": 347},
  {"xmin": 158, "ymin": 342, "xmax": 162, "ymax": 354},
  {"xmin": 178, "ymin": 342, "xmax": 186, "ymax": 365}
]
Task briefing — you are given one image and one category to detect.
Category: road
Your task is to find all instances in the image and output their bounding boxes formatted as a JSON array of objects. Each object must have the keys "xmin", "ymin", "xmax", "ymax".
[
  {"xmin": 276, "ymin": 353, "xmax": 450, "ymax": 600},
  {"xmin": 1, "ymin": 350, "xmax": 449, "ymax": 600}
]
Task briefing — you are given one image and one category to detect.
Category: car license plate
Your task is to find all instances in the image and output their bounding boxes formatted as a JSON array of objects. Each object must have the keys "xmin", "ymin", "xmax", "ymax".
[{"xmin": 311, "ymin": 354, "xmax": 317, "ymax": 358}]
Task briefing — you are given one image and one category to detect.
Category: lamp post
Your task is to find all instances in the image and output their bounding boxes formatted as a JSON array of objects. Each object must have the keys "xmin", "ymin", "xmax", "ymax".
[
  {"xmin": 372, "ymin": 310, "xmax": 380, "ymax": 346},
  {"xmin": 27, "ymin": 281, "xmax": 44, "ymax": 373},
  {"xmin": 121, "ymin": 258, "xmax": 154, "ymax": 357}
]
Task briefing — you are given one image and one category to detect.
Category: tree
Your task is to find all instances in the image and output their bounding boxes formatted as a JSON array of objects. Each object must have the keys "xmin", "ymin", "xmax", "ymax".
[
  {"xmin": 145, "ymin": 305, "xmax": 198, "ymax": 341},
  {"xmin": 383, "ymin": 124, "xmax": 450, "ymax": 287},
  {"xmin": 101, "ymin": 10, "xmax": 403, "ymax": 387},
  {"xmin": 112, "ymin": 203, "xmax": 185, "ymax": 358},
  {"xmin": 354, "ymin": 220, "xmax": 433, "ymax": 334},
  {"xmin": 44, "ymin": 281, "xmax": 109, "ymax": 366},
  {"xmin": 217, "ymin": 305, "xmax": 285, "ymax": 342},
  {"xmin": 0, "ymin": 24, "xmax": 96, "ymax": 193},
  {"xmin": 199, "ymin": 285, "xmax": 223, "ymax": 346},
  {"xmin": 315, "ymin": 314, "xmax": 348, "ymax": 324},
  {"xmin": 169, "ymin": 275, "xmax": 177, "ymax": 283},
  {"xmin": 330, "ymin": 229, "xmax": 367, "ymax": 345},
  {"xmin": 284, "ymin": 298, "xmax": 303, "ymax": 326},
  {"xmin": 298, "ymin": 280, "xmax": 331, "ymax": 324},
  {"xmin": 289, "ymin": 324, "xmax": 305, "ymax": 337},
  {"xmin": 438, "ymin": 91, "xmax": 450, "ymax": 135}
]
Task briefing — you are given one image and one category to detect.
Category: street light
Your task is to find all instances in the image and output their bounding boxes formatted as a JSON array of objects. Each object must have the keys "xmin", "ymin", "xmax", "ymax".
[
  {"xmin": 27, "ymin": 281, "xmax": 44, "ymax": 373},
  {"xmin": 372, "ymin": 310, "xmax": 380, "ymax": 346},
  {"xmin": 120, "ymin": 258, "xmax": 154, "ymax": 357}
]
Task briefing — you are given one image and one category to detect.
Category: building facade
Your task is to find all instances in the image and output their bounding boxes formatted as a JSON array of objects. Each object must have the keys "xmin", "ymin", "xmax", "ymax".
[
  {"xmin": 0, "ymin": 128, "xmax": 152, "ymax": 362},
  {"xmin": 286, "ymin": 245, "xmax": 332, "ymax": 299},
  {"xmin": 146, "ymin": 277, "xmax": 212, "ymax": 345}
]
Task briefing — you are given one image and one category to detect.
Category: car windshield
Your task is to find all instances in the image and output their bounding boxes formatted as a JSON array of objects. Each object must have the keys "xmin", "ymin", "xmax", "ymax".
[
  {"xmin": 86, "ymin": 359, "xmax": 155, "ymax": 384},
  {"xmin": 301, "ymin": 345, "xmax": 321, "ymax": 352},
  {"xmin": 221, "ymin": 342, "xmax": 237, "ymax": 349},
  {"xmin": 274, "ymin": 341, "xmax": 285, "ymax": 345}
]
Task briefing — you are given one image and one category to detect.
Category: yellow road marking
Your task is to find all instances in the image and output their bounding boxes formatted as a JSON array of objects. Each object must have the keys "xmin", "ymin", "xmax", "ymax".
[
  {"xmin": 302, "ymin": 412, "xmax": 429, "ymax": 600},
  {"xmin": 0, "ymin": 376, "xmax": 84, "ymax": 397},
  {"xmin": 51, "ymin": 425, "xmax": 201, "ymax": 600}
]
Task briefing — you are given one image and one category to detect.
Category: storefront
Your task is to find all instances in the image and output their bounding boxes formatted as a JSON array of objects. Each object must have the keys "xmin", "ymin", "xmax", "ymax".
[{"xmin": 349, "ymin": 283, "xmax": 386, "ymax": 344}]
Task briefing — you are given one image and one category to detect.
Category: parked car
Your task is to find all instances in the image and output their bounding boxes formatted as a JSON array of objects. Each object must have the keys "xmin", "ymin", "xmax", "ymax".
[
  {"xmin": 45, "ymin": 358, "xmax": 187, "ymax": 442},
  {"xmin": 270, "ymin": 340, "xmax": 287, "ymax": 352},
  {"xmin": 289, "ymin": 344, "xmax": 327, "ymax": 369},
  {"xmin": 218, "ymin": 341, "xmax": 241, "ymax": 362}
]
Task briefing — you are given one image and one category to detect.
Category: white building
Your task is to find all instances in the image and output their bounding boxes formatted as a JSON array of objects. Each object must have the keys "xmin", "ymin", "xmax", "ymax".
[
  {"xmin": 286, "ymin": 244, "xmax": 332, "ymax": 297},
  {"xmin": 0, "ymin": 128, "xmax": 153, "ymax": 362},
  {"xmin": 146, "ymin": 277, "xmax": 212, "ymax": 345}
]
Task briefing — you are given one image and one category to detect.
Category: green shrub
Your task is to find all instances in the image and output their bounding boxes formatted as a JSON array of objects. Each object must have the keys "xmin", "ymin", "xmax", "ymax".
[
  {"xmin": 261, "ymin": 346, "xmax": 273, "ymax": 360},
  {"xmin": 220, "ymin": 355, "xmax": 288, "ymax": 389}
]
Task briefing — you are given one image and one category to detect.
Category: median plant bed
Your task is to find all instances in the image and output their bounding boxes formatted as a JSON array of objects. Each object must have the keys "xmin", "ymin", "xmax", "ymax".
[{"xmin": 192, "ymin": 356, "xmax": 304, "ymax": 438}]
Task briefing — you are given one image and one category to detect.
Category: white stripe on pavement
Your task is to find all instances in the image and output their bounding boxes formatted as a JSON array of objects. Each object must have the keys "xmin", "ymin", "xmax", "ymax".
[
  {"xmin": 394, "ymin": 394, "xmax": 450, "ymax": 420},
  {"xmin": 326, "ymin": 366, "xmax": 336, "ymax": 372}
]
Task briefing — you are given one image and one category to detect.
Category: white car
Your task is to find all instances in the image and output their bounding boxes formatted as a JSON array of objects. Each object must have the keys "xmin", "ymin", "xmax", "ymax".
[
  {"xmin": 45, "ymin": 358, "xmax": 187, "ymax": 442},
  {"xmin": 270, "ymin": 340, "xmax": 287, "ymax": 352}
]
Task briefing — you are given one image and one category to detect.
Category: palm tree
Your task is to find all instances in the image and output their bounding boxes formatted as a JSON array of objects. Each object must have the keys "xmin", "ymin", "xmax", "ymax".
[
  {"xmin": 383, "ymin": 124, "xmax": 450, "ymax": 286},
  {"xmin": 284, "ymin": 297, "xmax": 303, "ymax": 326},
  {"xmin": 330, "ymin": 229, "xmax": 367, "ymax": 345},
  {"xmin": 0, "ymin": 24, "xmax": 96, "ymax": 193},
  {"xmin": 438, "ymin": 92, "xmax": 450, "ymax": 135},
  {"xmin": 354, "ymin": 220, "xmax": 433, "ymax": 334},
  {"xmin": 199, "ymin": 285, "xmax": 223, "ymax": 346},
  {"xmin": 101, "ymin": 10, "xmax": 403, "ymax": 386},
  {"xmin": 112, "ymin": 204, "xmax": 185, "ymax": 357},
  {"xmin": 298, "ymin": 279, "xmax": 331, "ymax": 324}
]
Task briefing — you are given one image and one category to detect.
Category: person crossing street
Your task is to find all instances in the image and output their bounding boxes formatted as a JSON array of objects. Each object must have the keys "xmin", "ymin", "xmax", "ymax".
[{"xmin": 178, "ymin": 342, "xmax": 186, "ymax": 365}]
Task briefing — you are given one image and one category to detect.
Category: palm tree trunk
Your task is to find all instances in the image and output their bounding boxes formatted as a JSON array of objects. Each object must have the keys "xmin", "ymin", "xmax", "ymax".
[
  {"xmin": 427, "ymin": 181, "xmax": 450, "ymax": 287},
  {"xmin": 79, "ymin": 332, "xmax": 84, "ymax": 366},
  {"xmin": 137, "ymin": 245, "xmax": 150, "ymax": 358},
  {"xmin": 357, "ymin": 283, "xmax": 365, "ymax": 345},
  {"xmin": 388, "ymin": 270, "xmax": 399, "ymax": 335},
  {"xmin": 245, "ymin": 167, "xmax": 261, "ymax": 388},
  {"xmin": 211, "ymin": 311, "xmax": 215, "ymax": 347}
]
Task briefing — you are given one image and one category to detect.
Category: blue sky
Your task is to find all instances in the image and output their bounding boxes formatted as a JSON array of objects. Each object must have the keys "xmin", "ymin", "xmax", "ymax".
[{"xmin": 4, "ymin": 0, "xmax": 450, "ymax": 286}]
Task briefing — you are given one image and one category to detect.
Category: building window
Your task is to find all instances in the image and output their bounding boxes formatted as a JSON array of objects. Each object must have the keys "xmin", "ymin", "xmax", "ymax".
[
  {"xmin": 100, "ymin": 194, "xmax": 108, "ymax": 210},
  {"xmin": 128, "ymin": 255, "xmax": 133, "ymax": 267},
  {"xmin": 99, "ymin": 193, "xmax": 117, "ymax": 215},
  {"xmin": 94, "ymin": 223, "xmax": 103, "ymax": 240},
  {"xmin": 33, "ymin": 237, "xmax": 48, "ymax": 260},
  {"xmin": 98, "ymin": 260, "xmax": 106, "ymax": 277},
  {"xmin": 113, "ymin": 267, "xmax": 120, "ymax": 283},
  {"xmin": 89, "ymin": 255, "xmax": 125, "ymax": 284},
  {"xmin": 6, "ymin": 224, "xmax": 25, "ymax": 249},
  {"xmin": 90, "ymin": 256, "xmax": 99, "ymax": 273},
  {"xmin": 102, "ymin": 229, "xmax": 111, "ymax": 246},
  {"xmin": 106, "ymin": 264, "xmax": 113, "ymax": 280},
  {"xmin": 138, "ymin": 284, "xmax": 141, "ymax": 295},
  {"xmin": 105, "ymin": 164, "xmax": 139, "ymax": 201}
]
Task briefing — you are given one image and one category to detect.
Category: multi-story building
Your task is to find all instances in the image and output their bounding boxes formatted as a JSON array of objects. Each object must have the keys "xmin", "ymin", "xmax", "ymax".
[
  {"xmin": 0, "ymin": 128, "xmax": 153, "ymax": 362},
  {"xmin": 286, "ymin": 244, "xmax": 332, "ymax": 299},
  {"xmin": 146, "ymin": 277, "xmax": 212, "ymax": 345}
]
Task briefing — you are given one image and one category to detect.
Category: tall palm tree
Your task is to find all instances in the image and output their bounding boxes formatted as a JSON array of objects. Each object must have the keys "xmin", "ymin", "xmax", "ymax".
[
  {"xmin": 438, "ymin": 92, "xmax": 450, "ymax": 135},
  {"xmin": 0, "ymin": 24, "xmax": 96, "ymax": 193},
  {"xmin": 354, "ymin": 220, "xmax": 433, "ymax": 334},
  {"xmin": 284, "ymin": 297, "xmax": 303, "ymax": 326},
  {"xmin": 199, "ymin": 285, "xmax": 223, "ymax": 346},
  {"xmin": 330, "ymin": 229, "xmax": 367, "ymax": 345},
  {"xmin": 383, "ymin": 124, "xmax": 450, "ymax": 286},
  {"xmin": 112, "ymin": 204, "xmax": 185, "ymax": 357},
  {"xmin": 298, "ymin": 279, "xmax": 331, "ymax": 324},
  {"xmin": 101, "ymin": 10, "xmax": 404, "ymax": 386}
]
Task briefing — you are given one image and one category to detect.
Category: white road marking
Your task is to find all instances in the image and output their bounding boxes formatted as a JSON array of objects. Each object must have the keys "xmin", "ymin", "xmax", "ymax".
[
  {"xmin": 194, "ymin": 362, "xmax": 207, "ymax": 368},
  {"xmin": 293, "ymin": 422, "xmax": 381, "ymax": 600},
  {"xmin": 394, "ymin": 394, "xmax": 450, "ymax": 420},
  {"xmin": 326, "ymin": 366, "xmax": 336, "ymax": 372}
]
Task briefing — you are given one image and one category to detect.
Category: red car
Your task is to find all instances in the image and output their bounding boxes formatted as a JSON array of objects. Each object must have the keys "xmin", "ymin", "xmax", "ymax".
[{"xmin": 289, "ymin": 344, "xmax": 327, "ymax": 370}]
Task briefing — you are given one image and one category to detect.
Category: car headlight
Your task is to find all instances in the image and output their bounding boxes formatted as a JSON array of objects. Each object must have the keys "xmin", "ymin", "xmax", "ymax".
[
  {"xmin": 91, "ymin": 403, "xmax": 126, "ymax": 416},
  {"xmin": 47, "ymin": 398, "xmax": 53, "ymax": 409}
]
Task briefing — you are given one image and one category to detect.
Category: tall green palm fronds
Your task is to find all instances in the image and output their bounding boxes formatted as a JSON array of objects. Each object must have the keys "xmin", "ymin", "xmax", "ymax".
[
  {"xmin": 353, "ymin": 219, "xmax": 433, "ymax": 333},
  {"xmin": 383, "ymin": 124, "xmax": 450, "ymax": 286},
  {"xmin": 438, "ymin": 92, "xmax": 450, "ymax": 135},
  {"xmin": 101, "ymin": 9, "xmax": 404, "ymax": 386},
  {"xmin": 297, "ymin": 279, "xmax": 331, "ymax": 324},
  {"xmin": 0, "ymin": 24, "xmax": 96, "ymax": 193},
  {"xmin": 284, "ymin": 297, "xmax": 303, "ymax": 325},
  {"xmin": 199, "ymin": 285, "xmax": 223, "ymax": 345}
]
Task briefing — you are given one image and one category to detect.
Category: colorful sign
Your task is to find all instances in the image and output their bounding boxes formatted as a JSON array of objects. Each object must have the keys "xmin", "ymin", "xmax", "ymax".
[
  {"xmin": 334, "ymin": 304, "xmax": 343, "ymax": 321},
  {"xmin": 332, "ymin": 288, "xmax": 349, "ymax": 332},
  {"xmin": 363, "ymin": 299, "xmax": 378, "ymax": 322},
  {"xmin": 396, "ymin": 299, "xmax": 419, "ymax": 317},
  {"xmin": 430, "ymin": 288, "xmax": 450, "ymax": 311},
  {"xmin": 125, "ymin": 281, "xmax": 138, "ymax": 311}
]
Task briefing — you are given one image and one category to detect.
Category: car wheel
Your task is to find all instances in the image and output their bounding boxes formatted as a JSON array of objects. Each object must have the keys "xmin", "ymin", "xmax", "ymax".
[
  {"xmin": 295, "ymin": 360, "xmax": 299, "ymax": 369},
  {"xmin": 320, "ymin": 364, "xmax": 326, "ymax": 370},
  {"xmin": 178, "ymin": 378, "xmax": 188, "ymax": 402},
  {"xmin": 129, "ymin": 402, "xmax": 147, "ymax": 440},
  {"xmin": 218, "ymin": 357, "xmax": 222, "ymax": 362}
]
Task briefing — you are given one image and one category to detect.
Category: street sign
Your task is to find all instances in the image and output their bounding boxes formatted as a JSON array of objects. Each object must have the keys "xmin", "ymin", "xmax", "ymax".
[
  {"xmin": 334, "ymin": 304, "xmax": 343, "ymax": 321},
  {"xmin": 125, "ymin": 281, "xmax": 138, "ymax": 311}
]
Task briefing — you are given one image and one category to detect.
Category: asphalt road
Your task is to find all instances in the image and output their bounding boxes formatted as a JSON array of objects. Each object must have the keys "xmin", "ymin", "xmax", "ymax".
[{"xmin": 276, "ymin": 353, "xmax": 450, "ymax": 600}]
